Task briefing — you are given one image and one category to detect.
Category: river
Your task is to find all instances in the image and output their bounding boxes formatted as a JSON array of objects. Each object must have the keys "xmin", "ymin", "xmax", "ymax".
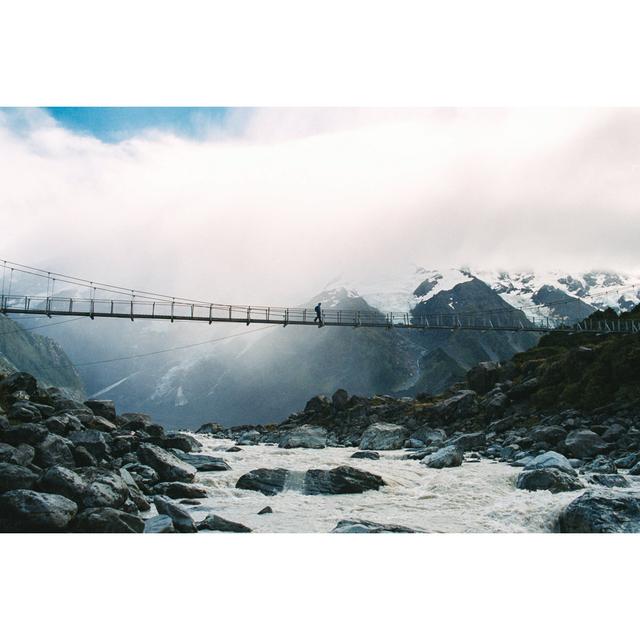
[{"xmin": 185, "ymin": 436, "xmax": 594, "ymax": 532}]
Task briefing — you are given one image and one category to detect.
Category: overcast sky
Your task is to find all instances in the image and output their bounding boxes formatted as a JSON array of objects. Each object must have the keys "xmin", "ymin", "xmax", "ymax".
[{"xmin": 0, "ymin": 107, "xmax": 638, "ymax": 306}]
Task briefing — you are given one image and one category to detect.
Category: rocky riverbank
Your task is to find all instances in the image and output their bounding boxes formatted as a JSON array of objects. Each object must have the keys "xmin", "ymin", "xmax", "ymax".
[{"xmin": 2, "ymin": 327, "xmax": 640, "ymax": 533}]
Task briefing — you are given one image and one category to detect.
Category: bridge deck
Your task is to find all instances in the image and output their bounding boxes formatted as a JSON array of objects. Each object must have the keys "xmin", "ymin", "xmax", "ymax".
[{"xmin": 1, "ymin": 294, "xmax": 639, "ymax": 334}]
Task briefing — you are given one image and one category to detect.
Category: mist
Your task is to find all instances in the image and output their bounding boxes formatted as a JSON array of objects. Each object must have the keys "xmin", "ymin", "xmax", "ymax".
[{"xmin": 0, "ymin": 107, "xmax": 639, "ymax": 309}]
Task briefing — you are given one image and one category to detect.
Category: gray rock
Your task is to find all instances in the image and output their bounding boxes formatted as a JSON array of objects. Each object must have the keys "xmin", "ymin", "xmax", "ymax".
[
  {"xmin": 582, "ymin": 455, "xmax": 617, "ymax": 474},
  {"xmin": 351, "ymin": 450, "xmax": 380, "ymax": 460},
  {"xmin": 123, "ymin": 463, "xmax": 160, "ymax": 492},
  {"xmin": 197, "ymin": 514, "xmax": 252, "ymax": 532},
  {"xmin": 0, "ymin": 372, "xmax": 38, "ymax": 397},
  {"xmin": 8, "ymin": 401, "xmax": 43, "ymax": 422},
  {"xmin": 73, "ymin": 446, "xmax": 97, "ymax": 467},
  {"xmin": 258, "ymin": 506, "xmax": 273, "ymax": 515},
  {"xmin": 143, "ymin": 514, "xmax": 175, "ymax": 533},
  {"xmin": 162, "ymin": 433, "xmax": 202, "ymax": 453},
  {"xmin": 137, "ymin": 443, "xmax": 196, "ymax": 483},
  {"xmin": 615, "ymin": 453, "xmax": 640, "ymax": 469},
  {"xmin": 332, "ymin": 519, "xmax": 419, "ymax": 533},
  {"xmin": 601, "ymin": 423, "xmax": 627, "ymax": 442},
  {"xmin": 629, "ymin": 462, "xmax": 640, "ymax": 476},
  {"xmin": 236, "ymin": 468, "xmax": 289, "ymax": 495},
  {"xmin": 236, "ymin": 430, "xmax": 261, "ymax": 446},
  {"xmin": 466, "ymin": 361, "xmax": 501, "ymax": 394},
  {"xmin": 587, "ymin": 474, "xmax": 630, "ymax": 488},
  {"xmin": 0, "ymin": 442, "xmax": 34, "ymax": 466},
  {"xmin": 332, "ymin": 389, "xmax": 350, "ymax": 410},
  {"xmin": 196, "ymin": 422, "xmax": 224, "ymax": 435},
  {"xmin": 1, "ymin": 423, "xmax": 48, "ymax": 446},
  {"xmin": 564, "ymin": 430, "xmax": 609, "ymax": 459},
  {"xmin": 446, "ymin": 432, "xmax": 486, "ymax": 452},
  {"xmin": 172, "ymin": 451, "xmax": 231, "ymax": 472},
  {"xmin": 153, "ymin": 496, "xmax": 197, "ymax": 532},
  {"xmin": 84, "ymin": 399, "xmax": 116, "ymax": 421},
  {"xmin": 34, "ymin": 434, "xmax": 75, "ymax": 468},
  {"xmin": 530, "ymin": 425, "xmax": 568, "ymax": 445},
  {"xmin": 91, "ymin": 416, "xmax": 118, "ymax": 433},
  {"xmin": 75, "ymin": 468, "xmax": 129, "ymax": 509},
  {"xmin": 433, "ymin": 390, "xmax": 478, "ymax": 422},
  {"xmin": 304, "ymin": 466, "xmax": 385, "ymax": 495},
  {"xmin": 558, "ymin": 491, "xmax": 640, "ymax": 533},
  {"xmin": 0, "ymin": 489, "xmax": 77, "ymax": 532},
  {"xmin": 408, "ymin": 428, "xmax": 446, "ymax": 447},
  {"xmin": 516, "ymin": 468, "xmax": 583, "ymax": 493},
  {"xmin": 279, "ymin": 424, "xmax": 328, "ymax": 449},
  {"xmin": 73, "ymin": 507, "xmax": 144, "ymax": 533},
  {"xmin": 38, "ymin": 465, "xmax": 87, "ymax": 502},
  {"xmin": 359, "ymin": 423, "xmax": 409, "ymax": 450},
  {"xmin": 68, "ymin": 430, "xmax": 110, "ymax": 460},
  {"xmin": 420, "ymin": 445, "xmax": 463, "ymax": 469},
  {"xmin": 524, "ymin": 451, "xmax": 576, "ymax": 476},
  {"xmin": 0, "ymin": 462, "xmax": 39, "ymax": 493},
  {"xmin": 154, "ymin": 482, "xmax": 208, "ymax": 499}
]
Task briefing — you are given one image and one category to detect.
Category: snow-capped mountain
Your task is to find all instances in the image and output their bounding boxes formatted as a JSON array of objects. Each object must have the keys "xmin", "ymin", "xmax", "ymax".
[{"xmin": 328, "ymin": 267, "xmax": 640, "ymax": 325}]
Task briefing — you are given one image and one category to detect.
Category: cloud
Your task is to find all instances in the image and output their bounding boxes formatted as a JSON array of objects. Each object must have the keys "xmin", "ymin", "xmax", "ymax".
[{"xmin": 0, "ymin": 107, "xmax": 638, "ymax": 309}]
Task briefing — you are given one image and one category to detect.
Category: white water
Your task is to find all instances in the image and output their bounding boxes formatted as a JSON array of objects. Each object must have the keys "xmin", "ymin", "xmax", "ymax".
[{"xmin": 186, "ymin": 437, "xmax": 589, "ymax": 533}]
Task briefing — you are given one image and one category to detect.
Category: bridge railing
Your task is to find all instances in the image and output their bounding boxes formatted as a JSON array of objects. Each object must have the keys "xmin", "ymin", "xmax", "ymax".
[{"xmin": 1, "ymin": 294, "xmax": 640, "ymax": 333}]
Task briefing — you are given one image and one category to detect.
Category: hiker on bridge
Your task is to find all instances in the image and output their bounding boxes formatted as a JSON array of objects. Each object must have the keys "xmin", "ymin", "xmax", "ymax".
[{"xmin": 314, "ymin": 302, "xmax": 323, "ymax": 327}]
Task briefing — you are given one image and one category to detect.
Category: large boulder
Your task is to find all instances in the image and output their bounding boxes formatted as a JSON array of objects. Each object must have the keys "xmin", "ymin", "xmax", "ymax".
[
  {"xmin": 38, "ymin": 465, "xmax": 88, "ymax": 503},
  {"xmin": 75, "ymin": 468, "xmax": 129, "ymax": 509},
  {"xmin": 1, "ymin": 423, "xmax": 48, "ymax": 446},
  {"xmin": 172, "ymin": 451, "xmax": 230, "ymax": 472},
  {"xmin": 359, "ymin": 423, "xmax": 408, "ymax": 450},
  {"xmin": 143, "ymin": 514, "xmax": 175, "ymax": 533},
  {"xmin": 331, "ymin": 519, "xmax": 419, "ymax": 533},
  {"xmin": 433, "ymin": 390, "xmax": 478, "ymax": 422},
  {"xmin": 466, "ymin": 361, "xmax": 501, "ymax": 394},
  {"xmin": 564, "ymin": 430, "xmax": 609, "ymax": 459},
  {"xmin": 279, "ymin": 425, "xmax": 328, "ymax": 449},
  {"xmin": 331, "ymin": 389, "xmax": 350, "ymax": 411},
  {"xmin": 557, "ymin": 491, "xmax": 640, "ymax": 533},
  {"xmin": 516, "ymin": 468, "xmax": 583, "ymax": 493},
  {"xmin": 68, "ymin": 430, "xmax": 110, "ymax": 460},
  {"xmin": 582, "ymin": 456, "xmax": 617, "ymax": 475},
  {"xmin": 84, "ymin": 399, "xmax": 116, "ymax": 422},
  {"xmin": 523, "ymin": 451, "xmax": 576, "ymax": 476},
  {"xmin": 197, "ymin": 514, "xmax": 252, "ymax": 533},
  {"xmin": 122, "ymin": 463, "xmax": 160, "ymax": 493},
  {"xmin": 0, "ymin": 462, "xmax": 39, "ymax": 493},
  {"xmin": 154, "ymin": 482, "xmax": 208, "ymax": 499},
  {"xmin": 153, "ymin": 496, "xmax": 197, "ymax": 533},
  {"xmin": 420, "ymin": 445, "xmax": 463, "ymax": 469},
  {"xmin": 162, "ymin": 433, "xmax": 202, "ymax": 453},
  {"xmin": 587, "ymin": 474, "xmax": 630, "ymax": 488},
  {"xmin": 0, "ymin": 372, "xmax": 38, "ymax": 397},
  {"xmin": 351, "ymin": 451, "xmax": 380, "ymax": 460},
  {"xmin": 73, "ymin": 507, "xmax": 144, "ymax": 533},
  {"xmin": 137, "ymin": 443, "xmax": 196, "ymax": 483},
  {"xmin": 445, "ymin": 432, "xmax": 486, "ymax": 452},
  {"xmin": 34, "ymin": 434, "xmax": 75, "ymax": 468},
  {"xmin": 8, "ymin": 401, "xmax": 43, "ymax": 422},
  {"xmin": 196, "ymin": 422, "xmax": 225, "ymax": 435},
  {"xmin": 236, "ymin": 468, "xmax": 289, "ymax": 495},
  {"xmin": 0, "ymin": 489, "xmax": 77, "ymax": 532},
  {"xmin": 530, "ymin": 425, "xmax": 568, "ymax": 446},
  {"xmin": 304, "ymin": 466, "xmax": 385, "ymax": 495}
]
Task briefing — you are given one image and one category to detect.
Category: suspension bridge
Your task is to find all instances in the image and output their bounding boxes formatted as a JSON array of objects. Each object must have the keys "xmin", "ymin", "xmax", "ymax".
[{"xmin": 1, "ymin": 259, "xmax": 639, "ymax": 334}]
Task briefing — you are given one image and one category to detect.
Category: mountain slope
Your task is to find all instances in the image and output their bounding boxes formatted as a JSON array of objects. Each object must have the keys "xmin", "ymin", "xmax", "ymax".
[{"xmin": 0, "ymin": 314, "xmax": 85, "ymax": 400}]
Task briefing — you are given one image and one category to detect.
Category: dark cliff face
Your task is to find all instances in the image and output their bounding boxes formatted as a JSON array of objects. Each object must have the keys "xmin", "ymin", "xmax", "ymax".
[{"xmin": 0, "ymin": 315, "xmax": 85, "ymax": 401}]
